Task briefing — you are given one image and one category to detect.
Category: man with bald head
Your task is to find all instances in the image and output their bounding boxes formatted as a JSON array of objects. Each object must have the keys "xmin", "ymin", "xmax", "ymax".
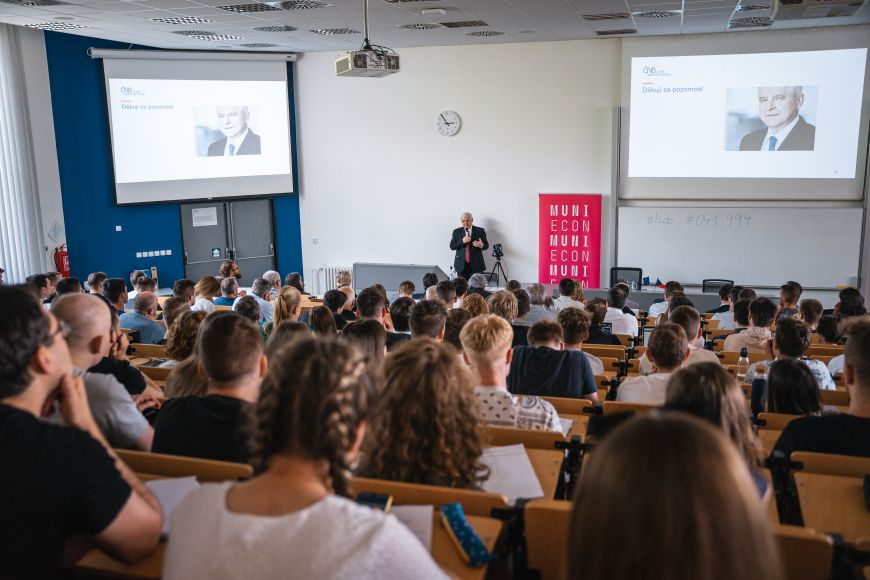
[
  {"xmin": 52, "ymin": 294, "xmax": 154, "ymax": 450},
  {"xmin": 119, "ymin": 292, "xmax": 166, "ymax": 344},
  {"xmin": 450, "ymin": 212, "xmax": 489, "ymax": 280}
]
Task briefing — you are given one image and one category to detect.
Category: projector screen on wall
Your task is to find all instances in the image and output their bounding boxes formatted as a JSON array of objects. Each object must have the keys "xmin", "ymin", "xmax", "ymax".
[
  {"xmin": 101, "ymin": 56, "xmax": 294, "ymax": 205},
  {"xmin": 620, "ymin": 46, "xmax": 869, "ymax": 200}
]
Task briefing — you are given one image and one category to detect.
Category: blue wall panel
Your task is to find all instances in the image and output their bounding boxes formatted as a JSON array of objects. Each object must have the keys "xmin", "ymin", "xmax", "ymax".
[{"xmin": 43, "ymin": 32, "xmax": 303, "ymax": 287}]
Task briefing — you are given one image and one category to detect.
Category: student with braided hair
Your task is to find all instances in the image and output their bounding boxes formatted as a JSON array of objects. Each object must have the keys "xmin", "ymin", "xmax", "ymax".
[{"xmin": 164, "ymin": 336, "xmax": 445, "ymax": 580}]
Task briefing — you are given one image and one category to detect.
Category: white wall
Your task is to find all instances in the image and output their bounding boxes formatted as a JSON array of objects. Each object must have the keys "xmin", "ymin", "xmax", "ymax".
[
  {"xmin": 18, "ymin": 28, "xmax": 65, "ymax": 264},
  {"xmin": 294, "ymin": 39, "xmax": 620, "ymax": 284}
]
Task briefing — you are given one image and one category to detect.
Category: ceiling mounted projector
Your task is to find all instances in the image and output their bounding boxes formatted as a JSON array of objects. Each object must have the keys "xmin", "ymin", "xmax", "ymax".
[{"xmin": 336, "ymin": 0, "xmax": 399, "ymax": 78}]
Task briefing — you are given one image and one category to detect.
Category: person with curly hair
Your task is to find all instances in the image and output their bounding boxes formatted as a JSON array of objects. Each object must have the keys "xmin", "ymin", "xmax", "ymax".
[
  {"xmin": 460, "ymin": 292, "xmax": 488, "ymax": 318},
  {"xmin": 164, "ymin": 336, "xmax": 444, "ymax": 579},
  {"xmin": 162, "ymin": 310, "xmax": 208, "ymax": 367},
  {"xmin": 361, "ymin": 338, "xmax": 488, "ymax": 489}
]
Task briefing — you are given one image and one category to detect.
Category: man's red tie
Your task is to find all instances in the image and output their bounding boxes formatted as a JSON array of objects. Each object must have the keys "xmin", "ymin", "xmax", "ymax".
[{"xmin": 465, "ymin": 230, "xmax": 471, "ymax": 263}]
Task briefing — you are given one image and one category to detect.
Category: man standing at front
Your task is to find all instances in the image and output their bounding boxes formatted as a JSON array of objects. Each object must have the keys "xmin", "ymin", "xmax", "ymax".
[
  {"xmin": 739, "ymin": 86, "xmax": 816, "ymax": 152},
  {"xmin": 450, "ymin": 212, "xmax": 489, "ymax": 280}
]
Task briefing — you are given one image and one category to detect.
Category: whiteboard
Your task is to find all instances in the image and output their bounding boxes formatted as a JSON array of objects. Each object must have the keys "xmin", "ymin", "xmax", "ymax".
[{"xmin": 616, "ymin": 207, "xmax": 863, "ymax": 288}]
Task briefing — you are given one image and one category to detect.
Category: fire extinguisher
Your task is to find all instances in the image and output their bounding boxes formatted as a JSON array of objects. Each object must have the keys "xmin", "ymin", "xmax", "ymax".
[{"xmin": 53, "ymin": 244, "xmax": 70, "ymax": 278}]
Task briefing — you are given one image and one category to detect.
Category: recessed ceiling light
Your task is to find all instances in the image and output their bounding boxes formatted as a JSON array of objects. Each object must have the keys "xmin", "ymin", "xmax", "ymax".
[
  {"xmin": 254, "ymin": 25, "xmax": 298, "ymax": 31},
  {"xmin": 52, "ymin": 15, "xmax": 74, "ymax": 20},
  {"xmin": 239, "ymin": 42, "xmax": 277, "ymax": 47},
  {"xmin": 420, "ymin": 8, "xmax": 445, "ymax": 14},
  {"xmin": 25, "ymin": 21, "xmax": 86, "ymax": 29},
  {"xmin": 152, "ymin": 16, "xmax": 215, "ymax": 24},
  {"xmin": 465, "ymin": 30, "xmax": 503, "ymax": 36},
  {"xmin": 439, "ymin": 20, "xmax": 487, "ymax": 28},
  {"xmin": 632, "ymin": 10, "xmax": 681, "ymax": 18},
  {"xmin": 581, "ymin": 13, "xmax": 630, "ymax": 21},
  {"xmin": 217, "ymin": 3, "xmax": 280, "ymax": 13},
  {"xmin": 398, "ymin": 22, "xmax": 442, "ymax": 29},
  {"xmin": 310, "ymin": 27, "xmax": 360, "ymax": 34}
]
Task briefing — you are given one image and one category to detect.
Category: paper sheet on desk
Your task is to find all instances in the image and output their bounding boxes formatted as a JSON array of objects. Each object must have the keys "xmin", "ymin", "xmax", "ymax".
[
  {"xmin": 480, "ymin": 444, "xmax": 544, "ymax": 504},
  {"xmin": 392, "ymin": 505, "xmax": 434, "ymax": 551},
  {"xmin": 145, "ymin": 476, "xmax": 200, "ymax": 538},
  {"xmin": 560, "ymin": 418, "xmax": 574, "ymax": 438}
]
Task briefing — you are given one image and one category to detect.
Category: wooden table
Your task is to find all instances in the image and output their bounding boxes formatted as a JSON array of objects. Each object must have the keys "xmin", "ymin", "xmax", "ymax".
[
  {"xmin": 561, "ymin": 413, "xmax": 588, "ymax": 441},
  {"xmin": 758, "ymin": 429, "xmax": 782, "ymax": 455},
  {"xmin": 526, "ymin": 448, "xmax": 563, "ymax": 501},
  {"xmin": 76, "ymin": 511, "xmax": 502, "ymax": 580},
  {"xmin": 795, "ymin": 472, "xmax": 870, "ymax": 543}
]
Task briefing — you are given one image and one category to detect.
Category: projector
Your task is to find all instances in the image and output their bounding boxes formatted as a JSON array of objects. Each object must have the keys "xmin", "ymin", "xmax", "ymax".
[{"xmin": 335, "ymin": 50, "xmax": 400, "ymax": 78}]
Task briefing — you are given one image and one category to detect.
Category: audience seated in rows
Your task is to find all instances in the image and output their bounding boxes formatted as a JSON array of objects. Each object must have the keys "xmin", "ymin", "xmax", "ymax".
[
  {"xmin": 389, "ymin": 296, "xmax": 414, "ymax": 336},
  {"xmin": 646, "ymin": 280, "xmax": 683, "ymax": 319},
  {"xmin": 639, "ymin": 306, "xmax": 719, "ymax": 374},
  {"xmin": 309, "ymin": 305, "xmax": 337, "ymax": 336},
  {"xmin": 570, "ymin": 413, "xmax": 783, "ymax": 580},
  {"xmin": 453, "ymin": 277, "xmax": 468, "ymax": 307},
  {"xmin": 460, "ymin": 292, "xmax": 488, "ymax": 318},
  {"xmin": 510, "ymin": 289, "xmax": 532, "ymax": 347},
  {"xmin": 410, "ymin": 299, "xmax": 448, "ymax": 340},
  {"xmin": 163, "ymin": 336, "xmax": 443, "ymax": 580},
  {"xmin": 466, "ymin": 273, "xmax": 491, "ymax": 299},
  {"xmin": 397, "ymin": 280, "xmax": 415, "ymax": 299},
  {"xmin": 103, "ymin": 278, "xmax": 129, "ymax": 315},
  {"xmin": 835, "ymin": 287, "xmax": 866, "ymax": 318},
  {"xmin": 655, "ymin": 292, "xmax": 694, "ymax": 326},
  {"xmin": 664, "ymin": 363, "xmax": 767, "ymax": 497},
  {"xmin": 87, "ymin": 270, "xmax": 108, "ymax": 294},
  {"xmin": 617, "ymin": 324, "xmax": 688, "ymax": 405},
  {"xmin": 435, "ymin": 280, "xmax": 457, "ymax": 311},
  {"xmin": 263, "ymin": 286, "xmax": 302, "ymax": 336},
  {"xmin": 361, "ymin": 338, "xmax": 487, "ymax": 489},
  {"xmin": 508, "ymin": 320, "xmax": 598, "ymax": 402},
  {"xmin": 89, "ymin": 306, "xmax": 159, "ymax": 399},
  {"xmin": 120, "ymin": 292, "xmax": 167, "ymax": 344},
  {"xmin": 603, "ymin": 286, "xmax": 639, "ymax": 337},
  {"xmin": 357, "ymin": 287, "xmax": 407, "ymax": 349},
  {"xmin": 218, "ymin": 259, "xmax": 241, "ymax": 280},
  {"xmin": 766, "ymin": 359, "xmax": 822, "ymax": 416},
  {"xmin": 284, "ymin": 272, "xmax": 308, "ymax": 295},
  {"xmin": 706, "ymin": 283, "xmax": 733, "ymax": 314},
  {"xmin": 614, "ymin": 282, "xmax": 641, "ymax": 313},
  {"xmin": 711, "ymin": 284, "xmax": 743, "ymax": 329},
  {"xmin": 341, "ymin": 319, "xmax": 387, "ymax": 368},
  {"xmin": 154, "ymin": 312, "xmax": 265, "ymax": 463},
  {"xmin": 172, "ymin": 278, "xmax": 195, "ymax": 306},
  {"xmin": 162, "ymin": 310, "xmax": 208, "ymax": 367},
  {"xmin": 744, "ymin": 317, "xmax": 835, "ymax": 390},
  {"xmin": 797, "ymin": 298, "xmax": 823, "ymax": 331},
  {"xmin": 54, "ymin": 276, "xmax": 83, "ymax": 299},
  {"xmin": 0, "ymin": 285, "xmax": 162, "ymax": 578},
  {"xmin": 525, "ymin": 282, "xmax": 557, "ymax": 324},
  {"xmin": 461, "ymin": 315, "xmax": 562, "ymax": 432},
  {"xmin": 558, "ymin": 307, "xmax": 604, "ymax": 375},
  {"xmin": 26, "ymin": 273, "xmax": 52, "ymax": 304},
  {"xmin": 552, "ymin": 277, "xmax": 584, "ymax": 311},
  {"xmin": 54, "ymin": 294, "xmax": 154, "ymax": 450},
  {"xmin": 776, "ymin": 280, "xmax": 802, "ymax": 321},
  {"xmin": 774, "ymin": 316, "xmax": 870, "ymax": 458},
  {"xmin": 722, "ymin": 297, "xmax": 777, "ymax": 353},
  {"xmin": 487, "ymin": 290, "xmax": 523, "ymax": 346},
  {"xmin": 215, "ymin": 276, "xmax": 242, "ymax": 307},
  {"xmin": 443, "ymin": 308, "xmax": 472, "ymax": 355},
  {"xmin": 192, "ymin": 276, "xmax": 221, "ymax": 313},
  {"xmin": 337, "ymin": 287, "xmax": 357, "ymax": 322},
  {"xmin": 263, "ymin": 270, "xmax": 282, "ymax": 300},
  {"xmin": 584, "ymin": 299, "xmax": 622, "ymax": 345},
  {"xmin": 126, "ymin": 271, "xmax": 156, "ymax": 308},
  {"xmin": 234, "ymin": 278, "xmax": 274, "ymax": 323}
]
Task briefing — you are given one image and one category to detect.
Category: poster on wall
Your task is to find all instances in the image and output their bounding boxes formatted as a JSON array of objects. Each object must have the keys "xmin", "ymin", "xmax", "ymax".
[{"xmin": 538, "ymin": 194, "xmax": 602, "ymax": 288}]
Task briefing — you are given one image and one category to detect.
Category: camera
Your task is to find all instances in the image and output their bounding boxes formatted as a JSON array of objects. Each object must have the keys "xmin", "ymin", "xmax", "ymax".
[{"xmin": 492, "ymin": 243, "xmax": 504, "ymax": 259}]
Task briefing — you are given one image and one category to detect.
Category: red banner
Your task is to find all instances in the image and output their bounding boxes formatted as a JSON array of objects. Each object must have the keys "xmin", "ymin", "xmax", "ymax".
[{"xmin": 538, "ymin": 194, "xmax": 602, "ymax": 288}]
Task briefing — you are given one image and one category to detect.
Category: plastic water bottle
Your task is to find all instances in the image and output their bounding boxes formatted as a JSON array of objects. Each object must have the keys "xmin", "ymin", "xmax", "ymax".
[{"xmin": 736, "ymin": 347, "xmax": 750, "ymax": 383}]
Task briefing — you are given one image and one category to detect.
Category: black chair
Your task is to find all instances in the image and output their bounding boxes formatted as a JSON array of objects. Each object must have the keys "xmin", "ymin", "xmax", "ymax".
[
  {"xmin": 610, "ymin": 267, "xmax": 642, "ymax": 288},
  {"xmin": 701, "ymin": 279, "xmax": 734, "ymax": 293}
]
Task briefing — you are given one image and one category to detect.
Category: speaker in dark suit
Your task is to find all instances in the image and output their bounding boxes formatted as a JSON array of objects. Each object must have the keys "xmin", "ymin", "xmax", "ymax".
[
  {"xmin": 450, "ymin": 213, "xmax": 488, "ymax": 279},
  {"xmin": 207, "ymin": 131, "xmax": 261, "ymax": 156},
  {"xmin": 738, "ymin": 87, "xmax": 815, "ymax": 152},
  {"xmin": 206, "ymin": 106, "xmax": 262, "ymax": 156},
  {"xmin": 739, "ymin": 116, "xmax": 815, "ymax": 152}
]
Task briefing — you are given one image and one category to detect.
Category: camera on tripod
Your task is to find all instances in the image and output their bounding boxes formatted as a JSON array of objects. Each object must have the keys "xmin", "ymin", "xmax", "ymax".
[{"xmin": 492, "ymin": 243, "xmax": 504, "ymax": 259}]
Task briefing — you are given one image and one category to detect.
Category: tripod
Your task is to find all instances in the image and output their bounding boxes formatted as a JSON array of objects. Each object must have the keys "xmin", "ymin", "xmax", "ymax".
[{"xmin": 487, "ymin": 257, "xmax": 508, "ymax": 287}]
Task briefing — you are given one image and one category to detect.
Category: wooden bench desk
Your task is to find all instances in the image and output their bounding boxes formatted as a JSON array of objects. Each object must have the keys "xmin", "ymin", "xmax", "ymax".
[
  {"xmin": 526, "ymin": 448, "xmax": 563, "ymax": 501},
  {"xmin": 795, "ymin": 472, "xmax": 870, "ymax": 543}
]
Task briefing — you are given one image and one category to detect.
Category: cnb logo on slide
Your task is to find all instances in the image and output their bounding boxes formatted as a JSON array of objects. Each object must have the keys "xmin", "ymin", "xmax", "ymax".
[
  {"xmin": 120, "ymin": 86, "xmax": 145, "ymax": 96},
  {"xmin": 642, "ymin": 66, "xmax": 669, "ymax": 77}
]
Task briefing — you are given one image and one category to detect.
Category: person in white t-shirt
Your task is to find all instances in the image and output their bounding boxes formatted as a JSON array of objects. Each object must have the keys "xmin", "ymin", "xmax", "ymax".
[
  {"xmin": 603, "ymin": 286, "xmax": 638, "ymax": 338},
  {"xmin": 646, "ymin": 281, "xmax": 684, "ymax": 319},
  {"xmin": 163, "ymin": 336, "xmax": 445, "ymax": 580},
  {"xmin": 559, "ymin": 307, "xmax": 604, "ymax": 376},
  {"xmin": 639, "ymin": 306, "xmax": 719, "ymax": 375},
  {"xmin": 617, "ymin": 323, "xmax": 689, "ymax": 405},
  {"xmin": 191, "ymin": 276, "xmax": 220, "ymax": 313},
  {"xmin": 552, "ymin": 278, "xmax": 585, "ymax": 311},
  {"xmin": 460, "ymin": 315, "xmax": 562, "ymax": 432}
]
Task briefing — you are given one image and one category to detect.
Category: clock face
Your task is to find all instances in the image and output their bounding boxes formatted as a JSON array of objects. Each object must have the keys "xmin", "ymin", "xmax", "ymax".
[{"xmin": 436, "ymin": 110, "xmax": 461, "ymax": 136}]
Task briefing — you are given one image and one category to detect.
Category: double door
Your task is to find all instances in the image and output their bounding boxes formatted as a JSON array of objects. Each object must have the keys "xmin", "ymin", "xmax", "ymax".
[{"xmin": 180, "ymin": 199, "xmax": 275, "ymax": 285}]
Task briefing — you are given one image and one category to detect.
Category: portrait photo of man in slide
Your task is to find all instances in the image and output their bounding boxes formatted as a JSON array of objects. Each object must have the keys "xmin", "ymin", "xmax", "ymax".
[
  {"xmin": 739, "ymin": 86, "xmax": 816, "ymax": 152},
  {"xmin": 207, "ymin": 106, "xmax": 261, "ymax": 156}
]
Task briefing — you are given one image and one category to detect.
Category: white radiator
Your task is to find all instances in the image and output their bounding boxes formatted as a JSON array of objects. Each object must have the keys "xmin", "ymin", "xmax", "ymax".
[{"xmin": 310, "ymin": 266, "xmax": 351, "ymax": 296}]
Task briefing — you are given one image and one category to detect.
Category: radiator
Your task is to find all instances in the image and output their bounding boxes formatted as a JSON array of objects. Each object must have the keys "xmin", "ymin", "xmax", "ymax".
[{"xmin": 310, "ymin": 266, "xmax": 351, "ymax": 296}]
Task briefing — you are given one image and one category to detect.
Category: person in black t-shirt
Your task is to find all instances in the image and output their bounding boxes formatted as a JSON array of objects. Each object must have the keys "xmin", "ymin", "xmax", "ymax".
[
  {"xmin": 508, "ymin": 320, "xmax": 598, "ymax": 401},
  {"xmin": 0, "ymin": 285, "xmax": 161, "ymax": 577},
  {"xmin": 153, "ymin": 312, "xmax": 266, "ymax": 463},
  {"xmin": 773, "ymin": 316, "xmax": 870, "ymax": 458},
  {"xmin": 584, "ymin": 299, "xmax": 622, "ymax": 346},
  {"xmin": 357, "ymin": 287, "xmax": 412, "ymax": 350}
]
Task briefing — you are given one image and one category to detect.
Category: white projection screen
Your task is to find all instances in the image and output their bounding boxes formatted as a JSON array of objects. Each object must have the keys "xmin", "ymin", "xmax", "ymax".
[
  {"xmin": 619, "ymin": 32, "xmax": 870, "ymax": 201},
  {"xmin": 99, "ymin": 54, "xmax": 295, "ymax": 205}
]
